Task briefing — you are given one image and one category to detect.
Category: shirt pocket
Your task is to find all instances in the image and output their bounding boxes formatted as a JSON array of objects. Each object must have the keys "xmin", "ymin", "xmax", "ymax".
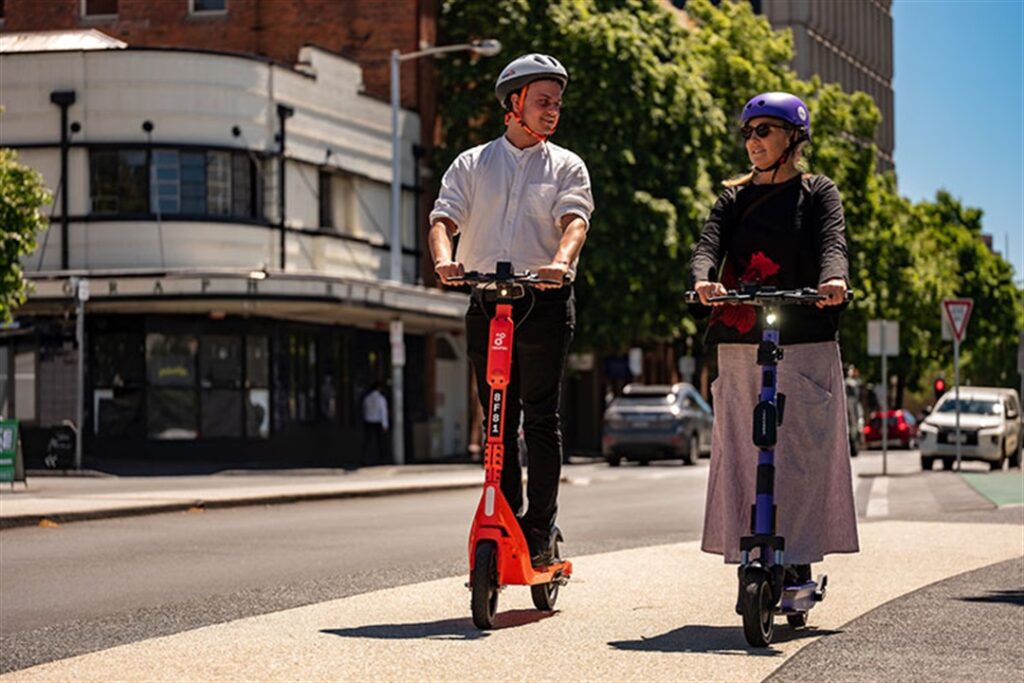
[{"xmin": 525, "ymin": 183, "xmax": 558, "ymax": 226}]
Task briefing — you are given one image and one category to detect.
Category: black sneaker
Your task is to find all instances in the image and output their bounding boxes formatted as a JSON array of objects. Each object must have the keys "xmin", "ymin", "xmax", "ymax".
[{"xmin": 524, "ymin": 523, "xmax": 560, "ymax": 568}]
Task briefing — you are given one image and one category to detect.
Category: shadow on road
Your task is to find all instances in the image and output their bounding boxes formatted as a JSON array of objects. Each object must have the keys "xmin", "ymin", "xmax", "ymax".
[
  {"xmin": 608, "ymin": 624, "xmax": 841, "ymax": 656},
  {"xmin": 320, "ymin": 609, "xmax": 556, "ymax": 641},
  {"xmin": 958, "ymin": 588, "xmax": 1024, "ymax": 607}
]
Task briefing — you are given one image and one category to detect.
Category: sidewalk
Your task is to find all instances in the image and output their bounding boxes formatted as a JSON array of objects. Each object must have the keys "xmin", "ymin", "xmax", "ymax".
[
  {"xmin": 0, "ymin": 464, "xmax": 486, "ymax": 529},
  {"xmin": 5, "ymin": 520, "xmax": 1021, "ymax": 682}
]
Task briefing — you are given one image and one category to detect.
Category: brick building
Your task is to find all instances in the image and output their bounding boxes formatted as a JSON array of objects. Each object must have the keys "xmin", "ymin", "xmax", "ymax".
[{"xmin": 0, "ymin": 0, "xmax": 477, "ymax": 472}]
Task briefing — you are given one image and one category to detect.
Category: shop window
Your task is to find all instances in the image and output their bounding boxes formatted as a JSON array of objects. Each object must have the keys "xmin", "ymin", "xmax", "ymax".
[
  {"xmin": 93, "ymin": 333, "xmax": 145, "ymax": 387},
  {"xmin": 287, "ymin": 333, "xmax": 317, "ymax": 423},
  {"xmin": 92, "ymin": 333, "xmax": 145, "ymax": 437},
  {"xmin": 200, "ymin": 335, "xmax": 243, "ymax": 438},
  {"xmin": 94, "ymin": 389, "xmax": 143, "ymax": 437},
  {"xmin": 90, "ymin": 150, "xmax": 148, "ymax": 214},
  {"xmin": 202, "ymin": 390, "xmax": 242, "ymax": 438},
  {"xmin": 146, "ymin": 333, "xmax": 198, "ymax": 439},
  {"xmin": 246, "ymin": 336, "xmax": 270, "ymax": 438},
  {"xmin": 148, "ymin": 389, "xmax": 198, "ymax": 440},
  {"xmin": 200, "ymin": 335, "xmax": 242, "ymax": 389}
]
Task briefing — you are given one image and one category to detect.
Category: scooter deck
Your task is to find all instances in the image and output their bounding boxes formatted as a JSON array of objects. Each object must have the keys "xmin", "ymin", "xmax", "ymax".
[
  {"xmin": 468, "ymin": 483, "xmax": 573, "ymax": 586},
  {"xmin": 779, "ymin": 575, "xmax": 827, "ymax": 613}
]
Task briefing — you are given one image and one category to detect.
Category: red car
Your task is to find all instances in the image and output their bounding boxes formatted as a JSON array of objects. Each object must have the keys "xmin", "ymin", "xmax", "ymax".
[{"xmin": 864, "ymin": 409, "xmax": 919, "ymax": 449}]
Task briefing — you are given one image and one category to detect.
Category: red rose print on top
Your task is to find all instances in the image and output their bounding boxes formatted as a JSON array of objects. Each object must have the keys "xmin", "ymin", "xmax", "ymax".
[{"xmin": 712, "ymin": 251, "xmax": 781, "ymax": 334}]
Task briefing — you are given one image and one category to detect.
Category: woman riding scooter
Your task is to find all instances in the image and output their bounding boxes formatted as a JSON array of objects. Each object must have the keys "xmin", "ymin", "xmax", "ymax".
[{"xmin": 690, "ymin": 92, "xmax": 860, "ymax": 592}]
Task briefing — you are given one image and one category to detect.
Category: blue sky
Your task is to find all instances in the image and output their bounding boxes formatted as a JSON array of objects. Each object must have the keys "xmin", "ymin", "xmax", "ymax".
[{"xmin": 892, "ymin": 0, "xmax": 1023, "ymax": 281}]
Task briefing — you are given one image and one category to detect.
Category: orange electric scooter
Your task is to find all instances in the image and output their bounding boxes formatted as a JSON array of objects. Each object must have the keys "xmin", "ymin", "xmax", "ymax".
[{"xmin": 450, "ymin": 261, "xmax": 573, "ymax": 630}]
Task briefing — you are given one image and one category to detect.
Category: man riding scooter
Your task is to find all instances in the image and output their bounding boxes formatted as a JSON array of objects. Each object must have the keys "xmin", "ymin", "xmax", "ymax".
[{"xmin": 429, "ymin": 53, "xmax": 594, "ymax": 566}]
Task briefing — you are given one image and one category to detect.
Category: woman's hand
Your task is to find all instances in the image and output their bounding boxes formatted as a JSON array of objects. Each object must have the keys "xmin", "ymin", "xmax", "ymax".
[
  {"xmin": 816, "ymin": 277, "xmax": 847, "ymax": 308},
  {"xmin": 694, "ymin": 280, "xmax": 728, "ymax": 306}
]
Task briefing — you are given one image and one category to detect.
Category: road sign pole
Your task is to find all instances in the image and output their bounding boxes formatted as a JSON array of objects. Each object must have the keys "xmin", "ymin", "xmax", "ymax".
[
  {"xmin": 954, "ymin": 336, "xmax": 961, "ymax": 472},
  {"xmin": 881, "ymin": 322, "xmax": 888, "ymax": 476}
]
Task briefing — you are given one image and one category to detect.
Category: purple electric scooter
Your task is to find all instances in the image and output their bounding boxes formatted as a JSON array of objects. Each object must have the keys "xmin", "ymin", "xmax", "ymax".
[{"xmin": 687, "ymin": 285, "xmax": 852, "ymax": 647}]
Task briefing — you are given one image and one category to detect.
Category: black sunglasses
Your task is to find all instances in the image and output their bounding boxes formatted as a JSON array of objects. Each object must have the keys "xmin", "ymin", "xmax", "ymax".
[{"xmin": 740, "ymin": 123, "xmax": 790, "ymax": 140}]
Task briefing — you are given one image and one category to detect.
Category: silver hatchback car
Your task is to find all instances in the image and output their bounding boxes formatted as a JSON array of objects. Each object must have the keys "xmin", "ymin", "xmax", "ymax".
[{"xmin": 602, "ymin": 383, "xmax": 713, "ymax": 466}]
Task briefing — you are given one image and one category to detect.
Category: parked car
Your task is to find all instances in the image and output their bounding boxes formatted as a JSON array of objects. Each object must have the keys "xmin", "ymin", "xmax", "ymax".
[
  {"xmin": 918, "ymin": 388, "xmax": 1022, "ymax": 471},
  {"xmin": 864, "ymin": 409, "xmax": 919, "ymax": 450},
  {"xmin": 602, "ymin": 383, "xmax": 713, "ymax": 466}
]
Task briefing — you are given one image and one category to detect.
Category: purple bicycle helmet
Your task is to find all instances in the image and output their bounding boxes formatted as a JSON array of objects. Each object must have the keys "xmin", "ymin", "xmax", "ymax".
[{"xmin": 741, "ymin": 92, "xmax": 811, "ymax": 141}]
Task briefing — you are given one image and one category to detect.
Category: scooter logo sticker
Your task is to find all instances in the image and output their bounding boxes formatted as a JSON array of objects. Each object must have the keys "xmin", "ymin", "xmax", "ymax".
[
  {"xmin": 492, "ymin": 332, "xmax": 507, "ymax": 350},
  {"xmin": 490, "ymin": 389, "xmax": 504, "ymax": 437}
]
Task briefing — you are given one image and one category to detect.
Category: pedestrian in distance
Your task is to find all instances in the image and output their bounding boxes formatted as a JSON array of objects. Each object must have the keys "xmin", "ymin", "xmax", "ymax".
[
  {"xmin": 361, "ymin": 382, "xmax": 389, "ymax": 467},
  {"xmin": 429, "ymin": 53, "xmax": 594, "ymax": 567},
  {"xmin": 690, "ymin": 91, "xmax": 860, "ymax": 589}
]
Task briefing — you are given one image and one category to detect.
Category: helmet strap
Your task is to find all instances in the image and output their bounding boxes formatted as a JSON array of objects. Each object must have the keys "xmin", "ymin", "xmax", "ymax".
[
  {"xmin": 752, "ymin": 130, "xmax": 803, "ymax": 182},
  {"xmin": 504, "ymin": 84, "xmax": 555, "ymax": 143}
]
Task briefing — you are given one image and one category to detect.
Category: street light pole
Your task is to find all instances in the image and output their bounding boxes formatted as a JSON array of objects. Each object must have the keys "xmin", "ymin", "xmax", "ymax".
[
  {"xmin": 387, "ymin": 39, "xmax": 500, "ymax": 467},
  {"xmin": 388, "ymin": 39, "xmax": 501, "ymax": 284}
]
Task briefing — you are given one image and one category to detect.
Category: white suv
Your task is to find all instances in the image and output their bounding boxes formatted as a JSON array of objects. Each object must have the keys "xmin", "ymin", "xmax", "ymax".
[{"xmin": 919, "ymin": 388, "xmax": 1022, "ymax": 471}]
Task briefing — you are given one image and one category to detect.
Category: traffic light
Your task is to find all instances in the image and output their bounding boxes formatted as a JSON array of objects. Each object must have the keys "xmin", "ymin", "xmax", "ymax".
[{"xmin": 933, "ymin": 377, "xmax": 946, "ymax": 401}]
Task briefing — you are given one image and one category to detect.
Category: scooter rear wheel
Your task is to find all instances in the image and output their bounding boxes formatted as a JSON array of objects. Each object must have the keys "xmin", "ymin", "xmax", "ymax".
[
  {"xmin": 742, "ymin": 576, "xmax": 775, "ymax": 647},
  {"xmin": 471, "ymin": 541, "xmax": 499, "ymax": 629},
  {"xmin": 530, "ymin": 541, "xmax": 560, "ymax": 611}
]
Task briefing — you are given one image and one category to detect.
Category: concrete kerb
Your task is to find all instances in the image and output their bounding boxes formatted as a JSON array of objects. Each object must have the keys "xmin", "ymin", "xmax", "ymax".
[{"xmin": 0, "ymin": 471, "xmax": 579, "ymax": 530}]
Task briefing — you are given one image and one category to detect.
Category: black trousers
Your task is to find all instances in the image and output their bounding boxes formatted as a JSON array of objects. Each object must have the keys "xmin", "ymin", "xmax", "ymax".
[
  {"xmin": 362, "ymin": 422, "xmax": 386, "ymax": 466},
  {"xmin": 466, "ymin": 286, "xmax": 575, "ymax": 532}
]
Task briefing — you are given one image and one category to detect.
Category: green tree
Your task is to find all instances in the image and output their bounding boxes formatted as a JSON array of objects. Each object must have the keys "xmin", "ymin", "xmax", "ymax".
[
  {"xmin": 437, "ymin": 0, "xmax": 722, "ymax": 350},
  {"xmin": 0, "ymin": 146, "xmax": 51, "ymax": 322},
  {"xmin": 434, "ymin": 0, "xmax": 1023, "ymax": 396}
]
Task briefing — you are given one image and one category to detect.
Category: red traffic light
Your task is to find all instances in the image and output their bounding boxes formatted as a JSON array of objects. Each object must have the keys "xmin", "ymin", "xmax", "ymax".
[{"xmin": 933, "ymin": 378, "xmax": 946, "ymax": 393}]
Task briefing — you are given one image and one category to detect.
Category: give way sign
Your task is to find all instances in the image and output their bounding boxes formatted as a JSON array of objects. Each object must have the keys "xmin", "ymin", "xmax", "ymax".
[{"xmin": 942, "ymin": 299, "xmax": 974, "ymax": 342}]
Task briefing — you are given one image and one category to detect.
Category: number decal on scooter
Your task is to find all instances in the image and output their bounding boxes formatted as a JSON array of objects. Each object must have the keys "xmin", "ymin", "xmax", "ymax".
[{"xmin": 490, "ymin": 389, "xmax": 504, "ymax": 437}]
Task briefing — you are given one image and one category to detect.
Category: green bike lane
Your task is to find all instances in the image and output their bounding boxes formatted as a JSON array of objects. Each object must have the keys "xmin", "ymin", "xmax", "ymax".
[{"xmin": 3, "ymin": 518, "xmax": 1020, "ymax": 683}]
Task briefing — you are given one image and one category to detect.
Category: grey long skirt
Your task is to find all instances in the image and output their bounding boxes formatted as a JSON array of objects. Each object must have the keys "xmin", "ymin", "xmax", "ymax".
[{"xmin": 701, "ymin": 342, "xmax": 860, "ymax": 564}]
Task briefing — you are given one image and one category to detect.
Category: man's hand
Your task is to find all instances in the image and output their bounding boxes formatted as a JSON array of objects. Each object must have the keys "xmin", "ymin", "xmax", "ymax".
[
  {"xmin": 694, "ymin": 280, "xmax": 728, "ymax": 306},
  {"xmin": 816, "ymin": 277, "xmax": 847, "ymax": 308},
  {"xmin": 535, "ymin": 261, "xmax": 570, "ymax": 290},
  {"xmin": 434, "ymin": 259, "xmax": 465, "ymax": 285}
]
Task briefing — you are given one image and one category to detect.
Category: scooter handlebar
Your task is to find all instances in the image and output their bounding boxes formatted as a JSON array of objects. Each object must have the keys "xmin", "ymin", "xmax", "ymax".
[
  {"xmin": 684, "ymin": 287, "xmax": 855, "ymax": 306},
  {"xmin": 447, "ymin": 270, "xmax": 567, "ymax": 287}
]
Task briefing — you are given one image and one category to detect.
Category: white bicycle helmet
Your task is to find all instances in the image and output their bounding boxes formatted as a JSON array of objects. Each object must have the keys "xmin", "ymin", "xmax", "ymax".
[{"xmin": 494, "ymin": 53, "xmax": 569, "ymax": 109}]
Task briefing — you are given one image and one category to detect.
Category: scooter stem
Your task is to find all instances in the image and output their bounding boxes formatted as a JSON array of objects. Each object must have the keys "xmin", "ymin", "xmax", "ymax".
[{"xmin": 484, "ymin": 303, "xmax": 515, "ymax": 485}]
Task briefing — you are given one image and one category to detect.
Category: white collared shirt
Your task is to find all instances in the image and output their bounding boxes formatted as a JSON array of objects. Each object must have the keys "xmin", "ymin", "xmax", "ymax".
[{"xmin": 429, "ymin": 136, "xmax": 594, "ymax": 276}]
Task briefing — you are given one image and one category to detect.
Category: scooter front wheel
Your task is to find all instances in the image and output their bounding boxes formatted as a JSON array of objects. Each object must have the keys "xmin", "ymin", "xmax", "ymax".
[
  {"xmin": 530, "ymin": 541, "xmax": 560, "ymax": 611},
  {"xmin": 741, "ymin": 576, "xmax": 775, "ymax": 647},
  {"xmin": 471, "ymin": 541, "xmax": 499, "ymax": 629}
]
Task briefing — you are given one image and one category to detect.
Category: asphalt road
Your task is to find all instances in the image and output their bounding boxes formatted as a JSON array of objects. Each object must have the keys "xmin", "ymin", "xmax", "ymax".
[
  {"xmin": 2, "ymin": 453, "xmax": 1020, "ymax": 680},
  {"xmin": 0, "ymin": 462, "xmax": 709, "ymax": 673}
]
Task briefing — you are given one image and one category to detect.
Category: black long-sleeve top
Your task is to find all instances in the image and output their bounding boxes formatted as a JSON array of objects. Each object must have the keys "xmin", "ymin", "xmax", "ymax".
[{"xmin": 689, "ymin": 174, "xmax": 849, "ymax": 347}]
